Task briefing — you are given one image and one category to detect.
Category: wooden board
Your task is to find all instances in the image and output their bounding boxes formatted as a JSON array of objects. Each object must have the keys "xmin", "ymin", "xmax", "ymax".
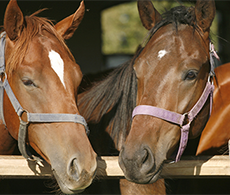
[
  {"xmin": 0, "ymin": 155, "xmax": 230, "ymax": 179},
  {"xmin": 161, "ymin": 155, "xmax": 230, "ymax": 178},
  {"xmin": 0, "ymin": 155, "xmax": 51, "ymax": 179}
]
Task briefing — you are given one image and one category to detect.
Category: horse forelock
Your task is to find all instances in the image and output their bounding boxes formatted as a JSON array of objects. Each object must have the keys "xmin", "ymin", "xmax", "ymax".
[
  {"xmin": 162, "ymin": 6, "xmax": 196, "ymax": 27},
  {"xmin": 141, "ymin": 5, "xmax": 202, "ymax": 49},
  {"xmin": 4, "ymin": 10, "xmax": 75, "ymax": 76}
]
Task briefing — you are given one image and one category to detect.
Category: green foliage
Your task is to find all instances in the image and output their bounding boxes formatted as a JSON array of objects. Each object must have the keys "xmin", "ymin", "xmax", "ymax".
[
  {"xmin": 102, "ymin": 1, "xmax": 148, "ymax": 54},
  {"xmin": 101, "ymin": 1, "xmax": 218, "ymax": 55}
]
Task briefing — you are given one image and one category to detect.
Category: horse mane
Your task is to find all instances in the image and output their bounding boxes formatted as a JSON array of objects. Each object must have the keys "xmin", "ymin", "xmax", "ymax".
[
  {"xmin": 78, "ymin": 5, "xmax": 203, "ymax": 149},
  {"xmin": 1, "ymin": 9, "xmax": 75, "ymax": 75},
  {"xmin": 78, "ymin": 48, "xmax": 141, "ymax": 148}
]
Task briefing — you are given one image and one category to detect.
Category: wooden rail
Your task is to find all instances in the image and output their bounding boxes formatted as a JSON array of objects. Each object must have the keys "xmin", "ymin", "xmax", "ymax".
[{"xmin": 0, "ymin": 155, "xmax": 230, "ymax": 179}]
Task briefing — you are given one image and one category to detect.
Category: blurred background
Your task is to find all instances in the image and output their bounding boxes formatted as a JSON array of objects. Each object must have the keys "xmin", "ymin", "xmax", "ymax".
[{"xmin": 0, "ymin": 0, "xmax": 228, "ymax": 74}]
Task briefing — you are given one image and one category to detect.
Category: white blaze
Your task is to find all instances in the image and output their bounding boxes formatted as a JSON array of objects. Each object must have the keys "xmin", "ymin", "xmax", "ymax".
[
  {"xmin": 158, "ymin": 50, "xmax": 168, "ymax": 59},
  {"xmin": 48, "ymin": 50, "xmax": 65, "ymax": 88}
]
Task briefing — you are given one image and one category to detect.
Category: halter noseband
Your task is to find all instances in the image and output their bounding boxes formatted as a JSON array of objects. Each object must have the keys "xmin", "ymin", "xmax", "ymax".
[
  {"xmin": 132, "ymin": 42, "xmax": 218, "ymax": 162},
  {"xmin": 0, "ymin": 32, "xmax": 89, "ymax": 162}
]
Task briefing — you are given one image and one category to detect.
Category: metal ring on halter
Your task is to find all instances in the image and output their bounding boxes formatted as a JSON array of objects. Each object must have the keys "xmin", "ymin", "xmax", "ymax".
[
  {"xmin": 0, "ymin": 72, "xmax": 7, "ymax": 83},
  {"xmin": 208, "ymin": 74, "xmax": 214, "ymax": 85},
  {"xmin": 19, "ymin": 109, "xmax": 29, "ymax": 125},
  {"xmin": 180, "ymin": 113, "xmax": 191, "ymax": 128}
]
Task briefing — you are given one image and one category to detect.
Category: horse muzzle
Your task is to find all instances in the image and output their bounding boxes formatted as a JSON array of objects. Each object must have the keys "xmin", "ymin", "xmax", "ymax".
[
  {"xmin": 119, "ymin": 144, "xmax": 163, "ymax": 184},
  {"xmin": 52, "ymin": 155, "xmax": 97, "ymax": 194}
]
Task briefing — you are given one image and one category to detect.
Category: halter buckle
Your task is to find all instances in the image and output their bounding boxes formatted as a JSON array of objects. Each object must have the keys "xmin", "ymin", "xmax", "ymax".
[
  {"xmin": 19, "ymin": 109, "xmax": 29, "ymax": 125},
  {"xmin": 208, "ymin": 74, "xmax": 214, "ymax": 85},
  {"xmin": 180, "ymin": 113, "xmax": 191, "ymax": 128},
  {"xmin": 0, "ymin": 72, "xmax": 7, "ymax": 83}
]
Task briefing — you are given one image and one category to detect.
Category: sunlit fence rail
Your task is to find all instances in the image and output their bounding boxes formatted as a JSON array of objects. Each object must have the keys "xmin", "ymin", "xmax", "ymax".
[{"xmin": 0, "ymin": 155, "xmax": 230, "ymax": 179}]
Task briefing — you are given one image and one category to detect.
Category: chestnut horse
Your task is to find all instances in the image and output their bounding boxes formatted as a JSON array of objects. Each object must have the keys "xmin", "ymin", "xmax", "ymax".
[
  {"xmin": 78, "ymin": 0, "xmax": 215, "ymax": 194},
  {"xmin": 171, "ymin": 64, "xmax": 230, "ymax": 194},
  {"xmin": 0, "ymin": 0, "xmax": 96, "ymax": 194},
  {"xmin": 196, "ymin": 62, "xmax": 230, "ymax": 155}
]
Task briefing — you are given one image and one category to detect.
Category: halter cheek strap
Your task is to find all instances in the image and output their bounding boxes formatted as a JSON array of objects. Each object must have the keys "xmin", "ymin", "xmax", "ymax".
[
  {"xmin": 0, "ymin": 32, "xmax": 89, "ymax": 162},
  {"xmin": 0, "ymin": 32, "xmax": 6, "ymax": 126}
]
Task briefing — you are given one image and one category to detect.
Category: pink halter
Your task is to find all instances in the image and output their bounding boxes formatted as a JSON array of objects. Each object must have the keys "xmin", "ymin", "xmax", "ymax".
[{"xmin": 132, "ymin": 43, "xmax": 218, "ymax": 162}]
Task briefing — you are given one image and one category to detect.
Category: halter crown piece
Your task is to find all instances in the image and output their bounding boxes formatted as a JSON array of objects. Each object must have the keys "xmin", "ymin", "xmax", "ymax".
[
  {"xmin": 0, "ymin": 32, "xmax": 89, "ymax": 162},
  {"xmin": 132, "ymin": 42, "xmax": 218, "ymax": 162}
]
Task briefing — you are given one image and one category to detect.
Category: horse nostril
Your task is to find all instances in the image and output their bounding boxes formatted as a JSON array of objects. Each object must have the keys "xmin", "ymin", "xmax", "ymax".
[
  {"xmin": 140, "ymin": 146, "xmax": 154, "ymax": 174},
  {"xmin": 141, "ymin": 148, "xmax": 149, "ymax": 164},
  {"xmin": 68, "ymin": 158, "xmax": 80, "ymax": 180}
]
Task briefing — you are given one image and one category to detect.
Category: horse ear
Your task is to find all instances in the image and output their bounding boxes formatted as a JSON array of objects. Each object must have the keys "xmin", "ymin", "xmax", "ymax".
[
  {"xmin": 4, "ymin": 0, "xmax": 24, "ymax": 41},
  {"xmin": 137, "ymin": 0, "xmax": 162, "ymax": 30},
  {"xmin": 195, "ymin": 0, "xmax": 215, "ymax": 32},
  {"xmin": 55, "ymin": 1, "xmax": 85, "ymax": 40}
]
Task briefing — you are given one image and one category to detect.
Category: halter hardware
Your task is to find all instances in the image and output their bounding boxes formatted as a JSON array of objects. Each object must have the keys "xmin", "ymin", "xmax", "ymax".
[
  {"xmin": 19, "ymin": 109, "xmax": 29, "ymax": 125},
  {"xmin": 0, "ymin": 72, "xmax": 6, "ymax": 82},
  {"xmin": 0, "ymin": 32, "xmax": 89, "ymax": 162},
  {"xmin": 180, "ymin": 113, "xmax": 190, "ymax": 128}
]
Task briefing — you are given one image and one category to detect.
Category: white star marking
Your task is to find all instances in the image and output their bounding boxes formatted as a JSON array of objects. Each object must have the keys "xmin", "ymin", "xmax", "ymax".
[
  {"xmin": 48, "ymin": 50, "xmax": 65, "ymax": 88},
  {"xmin": 158, "ymin": 50, "xmax": 168, "ymax": 59}
]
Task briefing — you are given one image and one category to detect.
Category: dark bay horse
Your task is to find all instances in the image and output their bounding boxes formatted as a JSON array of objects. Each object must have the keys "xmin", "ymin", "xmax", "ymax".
[
  {"xmin": 118, "ymin": 0, "xmax": 215, "ymax": 184},
  {"xmin": 0, "ymin": 0, "xmax": 96, "ymax": 194},
  {"xmin": 196, "ymin": 63, "xmax": 230, "ymax": 155},
  {"xmin": 79, "ymin": 0, "xmax": 215, "ymax": 192},
  {"xmin": 78, "ymin": 0, "xmax": 215, "ymax": 194}
]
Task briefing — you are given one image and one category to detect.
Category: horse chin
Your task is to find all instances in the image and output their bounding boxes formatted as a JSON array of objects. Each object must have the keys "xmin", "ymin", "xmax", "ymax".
[
  {"xmin": 125, "ymin": 163, "xmax": 163, "ymax": 185},
  {"xmin": 58, "ymin": 184, "xmax": 85, "ymax": 194},
  {"xmin": 148, "ymin": 166, "xmax": 163, "ymax": 184},
  {"xmin": 53, "ymin": 169, "xmax": 94, "ymax": 194},
  {"xmin": 57, "ymin": 182, "xmax": 85, "ymax": 195}
]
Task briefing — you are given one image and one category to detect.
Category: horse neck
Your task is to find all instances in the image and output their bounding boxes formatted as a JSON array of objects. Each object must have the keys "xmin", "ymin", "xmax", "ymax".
[{"xmin": 0, "ymin": 121, "xmax": 17, "ymax": 154}]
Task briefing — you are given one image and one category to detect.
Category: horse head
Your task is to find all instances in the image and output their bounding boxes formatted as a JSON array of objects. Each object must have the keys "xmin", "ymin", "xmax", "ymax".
[
  {"xmin": 1, "ymin": 0, "xmax": 96, "ymax": 193},
  {"xmin": 119, "ymin": 0, "xmax": 215, "ymax": 184}
]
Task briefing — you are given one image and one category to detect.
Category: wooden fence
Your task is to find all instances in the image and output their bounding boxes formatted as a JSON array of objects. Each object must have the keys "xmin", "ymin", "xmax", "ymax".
[{"xmin": 0, "ymin": 155, "xmax": 230, "ymax": 179}]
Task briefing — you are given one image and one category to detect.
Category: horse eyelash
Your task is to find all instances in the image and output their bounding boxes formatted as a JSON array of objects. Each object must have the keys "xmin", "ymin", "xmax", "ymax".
[
  {"xmin": 184, "ymin": 71, "xmax": 198, "ymax": 81},
  {"xmin": 22, "ymin": 79, "xmax": 36, "ymax": 87}
]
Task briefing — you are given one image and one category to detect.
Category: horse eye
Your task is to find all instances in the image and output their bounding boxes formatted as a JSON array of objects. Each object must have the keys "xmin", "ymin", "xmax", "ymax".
[
  {"xmin": 22, "ymin": 78, "xmax": 36, "ymax": 87},
  {"xmin": 185, "ymin": 71, "xmax": 197, "ymax": 80}
]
